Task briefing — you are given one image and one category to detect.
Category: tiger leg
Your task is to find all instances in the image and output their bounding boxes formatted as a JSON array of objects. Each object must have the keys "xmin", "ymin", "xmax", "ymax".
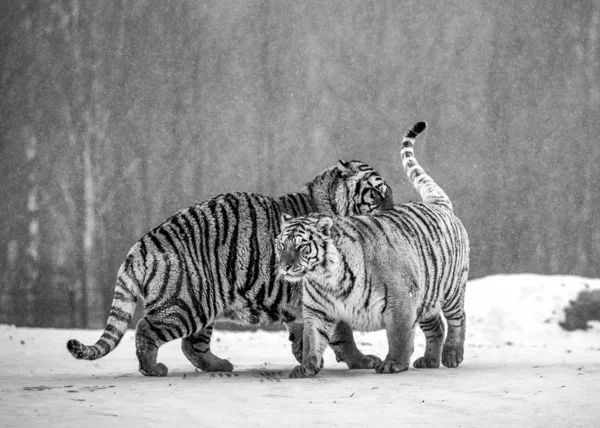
[
  {"xmin": 442, "ymin": 308, "xmax": 466, "ymax": 368},
  {"xmin": 135, "ymin": 317, "xmax": 175, "ymax": 377},
  {"xmin": 329, "ymin": 321, "xmax": 381, "ymax": 369},
  {"xmin": 285, "ymin": 321, "xmax": 305, "ymax": 364},
  {"xmin": 376, "ymin": 299, "xmax": 417, "ymax": 374},
  {"xmin": 286, "ymin": 321, "xmax": 326, "ymax": 369},
  {"xmin": 441, "ymin": 274, "xmax": 467, "ymax": 368},
  {"xmin": 289, "ymin": 315, "xmax": 335, "ymax": 378},
  {"xmin": 181, "ymin": 324, "xmax": 233, "ymax": 372},
  {"xmin": 413, "ymin": 314, "xmax": 445, "ymax": 369}
]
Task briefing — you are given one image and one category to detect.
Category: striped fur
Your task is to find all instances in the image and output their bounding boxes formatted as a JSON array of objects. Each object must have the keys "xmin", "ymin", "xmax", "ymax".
[
  {"xmin": 66, "ymin": 160, "xmax": 392, "ymax": 376},
  {"xmin": 275, "ymin": 122, "xmax": 470, "ymax": 378}
]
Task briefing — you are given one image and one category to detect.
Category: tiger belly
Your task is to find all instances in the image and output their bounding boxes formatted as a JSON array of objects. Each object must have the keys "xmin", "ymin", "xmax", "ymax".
[
  {"xmin": 219, "ymin": 301, "xmax": 300, "ymax": 326},
  {"xmin": 328, "ymin": 297, "xmax": 386, "ymax": 332}
]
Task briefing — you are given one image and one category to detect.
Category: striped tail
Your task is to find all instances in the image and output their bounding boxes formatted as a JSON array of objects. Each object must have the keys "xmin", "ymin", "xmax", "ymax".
[
  {"xmin": 66, "ymin": 253, "xmax": 141, "ymax": 360},
  {"xmin": 401, "ymin": 121, "xmax": 453, "ymax": 211}
]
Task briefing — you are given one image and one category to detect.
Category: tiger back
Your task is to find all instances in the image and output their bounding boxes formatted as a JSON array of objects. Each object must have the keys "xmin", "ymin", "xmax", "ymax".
[
  {"xmin": 66, "ymin": 159, "xmax": 393, "ymax": 376},
  {"xmin": 275, "ymin": 122, "xmax": 470, "ymax": 378}
]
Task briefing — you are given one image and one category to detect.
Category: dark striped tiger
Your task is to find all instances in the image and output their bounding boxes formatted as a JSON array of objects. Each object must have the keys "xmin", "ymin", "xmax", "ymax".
[
  {"xmin": 67, "ymin": 160, "xmax": 393, "ymax": 376},
  {"xmin": 275, "ymin": 122, "xmax": 470, "ymax": 378}
]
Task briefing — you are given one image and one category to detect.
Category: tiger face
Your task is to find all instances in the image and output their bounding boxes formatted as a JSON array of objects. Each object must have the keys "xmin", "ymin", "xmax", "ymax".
[
  {"xmin": 275, "ymin": 215, "xmax": 337, "ymax": 283},
  {"xmin": 308, "ymin": 160, "xmax": 393, "ymax": 217},
  {"xmin": 336, "ymin": 160, "xmax": 393, "ymax": 215}
]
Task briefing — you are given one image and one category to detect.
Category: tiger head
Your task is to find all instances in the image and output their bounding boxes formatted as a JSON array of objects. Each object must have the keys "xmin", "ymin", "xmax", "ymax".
[
  {"xmin": 275, "ymin": 214, "xmax": 339, "ymax": 283},
  {"xmin": 307, "ymin": 160, "xmax": 393, "ymax": 216}
]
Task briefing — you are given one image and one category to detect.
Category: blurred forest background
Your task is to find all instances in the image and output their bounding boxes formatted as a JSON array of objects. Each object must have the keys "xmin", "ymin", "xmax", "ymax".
[{"xmin": 1, "ymin": 0, "xmax": 599, "ymax": 328}]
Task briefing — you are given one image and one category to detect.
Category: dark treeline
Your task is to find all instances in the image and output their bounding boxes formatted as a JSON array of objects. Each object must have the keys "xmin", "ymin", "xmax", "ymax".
[{"xmin": 1, "ymin": 0, "xmax": 599, "ymax": 328}]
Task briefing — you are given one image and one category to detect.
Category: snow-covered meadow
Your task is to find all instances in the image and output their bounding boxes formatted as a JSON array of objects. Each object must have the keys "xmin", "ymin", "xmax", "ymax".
[{"xmin": 1, "ymin": 274, "xmax": 599, "ymax": 427}]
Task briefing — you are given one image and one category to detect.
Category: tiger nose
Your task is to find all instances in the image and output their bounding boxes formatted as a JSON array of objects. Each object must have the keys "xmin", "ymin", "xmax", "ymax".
[{"xmin": 280, "ymin": 262, "xmax": 293, "ymax": 272}]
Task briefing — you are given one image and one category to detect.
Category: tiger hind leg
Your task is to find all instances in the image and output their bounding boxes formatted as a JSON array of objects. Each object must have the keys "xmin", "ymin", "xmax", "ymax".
[
  {"xmin": 441, "ymin": 272, "xmax": 468, "ymax": 368},
  {"xmin": 329, "ymin": 321, "xmax": 382, "ymax": 369},
  {"xmin": 413, "ymin": 314, "xmax": 445, "ymax": 369},
  {"xmin": 181, "ymin": 324, "xmax": 233, "ymax": 372},
  {"xmin": 441, "ymin": 311, "xmax": 465, "ymax": 368},
  {"xmin": 135, "ymin": 317, "xmax": 173, "ymax": 376},
  {"xmin": 376, "ymin": 298, "xmax": 417, "ymax": 374}
]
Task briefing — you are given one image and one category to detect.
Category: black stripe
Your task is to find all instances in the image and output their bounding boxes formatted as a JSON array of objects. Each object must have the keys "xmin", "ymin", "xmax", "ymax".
[
  {"xmin": 139, "ymin": 239, "xmax": 148, "ymax": 261},
  {"xmin": 338, "ymin": 253, "xmax": 355, "ymax": 299},
  {"xmin": 242, "ymin": 194, "xmax": 261, "ymax": 293},
  {"xmin": 209, "ymin": 200, "xmax": 225, "ymax": 316},
  {"xmin": 104, "ymin": 324, "xmax": 123, "ymax": 339},
  {"xmin": 219, "ymin": 202, "xmax": 229, "ymax": 246},
  {"xmin": 317, "ymin": 327, "xmax": 331, "ymax": 342},
  {"xmin": 224, "ymin": 195, "xmax": 239, "ymax": 303},
  {"xmin": 142, "ymin": 256, "xmax": 158, "ymax": 298},
  {"xmin": 96, "ymin": 339, "xmax": 112, "ymax": 354}
]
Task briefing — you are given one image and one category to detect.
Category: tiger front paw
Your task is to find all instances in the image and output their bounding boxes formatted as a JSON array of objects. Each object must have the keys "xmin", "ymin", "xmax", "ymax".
[
  {"xmin": 288, "ymin": 364, "xmax": 318, "ymax": 379},
  {"xmin": 375, "ymin": 359, "xmax": 409, "ymax": 374},
  {"xmin": 413, "ymin": 356, "xmax": 440, "ymax": 369}
]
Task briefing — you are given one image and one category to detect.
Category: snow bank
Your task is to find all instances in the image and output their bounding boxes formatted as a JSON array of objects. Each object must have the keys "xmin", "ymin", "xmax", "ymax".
[{"xmin": 465, "ymin": 274, "xmax": 600, "ymax": 348}]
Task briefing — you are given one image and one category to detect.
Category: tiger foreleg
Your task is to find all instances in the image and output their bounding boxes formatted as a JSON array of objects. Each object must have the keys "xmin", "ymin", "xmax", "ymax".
[
  {"xmin": 413, "ymin": 314, "xmax": 445, "ymax": 369},
  {"xmin": 181, "ymin": 324, "xmax": 234, "ymax": 372},
  {"xmin": 289, "ymin": 316, "xmax": 334, "ymax": 378},
  {"xmin": 329, "ymin": 321, "xmax": 381, "ymax": 369},
  {"xmin": 285, "ymin": 321, "xmax": 305, "ymax": 364},
  {"xmin": 285, "ymin": 321, "xmax": 326, "ymax": 369},
  {"xmin": 376, "ymin": 295, "xmax": 417, "ymax": 374}
]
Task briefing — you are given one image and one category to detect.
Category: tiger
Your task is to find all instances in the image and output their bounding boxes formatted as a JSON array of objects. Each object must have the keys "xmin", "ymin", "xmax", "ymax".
[
  {"xmin": 275, "ymin": 121, "xmax": 470, "ymax": 378},
  {"xmin": 66, "ymin": 159, "xmax": 393, "ymax": 376}
]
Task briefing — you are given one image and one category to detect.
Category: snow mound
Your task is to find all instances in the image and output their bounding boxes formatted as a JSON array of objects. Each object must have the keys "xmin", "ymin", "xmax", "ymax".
[{"xmin": 465, "ymin": 274, "xmax": 600, "ymax": 348}]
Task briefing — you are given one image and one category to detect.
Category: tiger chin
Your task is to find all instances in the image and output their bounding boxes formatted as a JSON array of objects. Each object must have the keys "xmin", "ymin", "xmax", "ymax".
[
  {"xmin": 275, "ymin": 121, "xmax": 470, "ymax": 379},
  {"xmin": 66, "ymin": 159, "xmax": 393, "ymax": 377}
]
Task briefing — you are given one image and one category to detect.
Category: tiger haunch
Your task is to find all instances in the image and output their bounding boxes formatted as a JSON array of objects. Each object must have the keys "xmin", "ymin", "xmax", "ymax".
[
  {"xmin": 276, "ymin": 121, "xmax": 470, "ymax": 378},
  {"xmin": 67, "ymin": 160, "xmax": 393, "ymax": 376}
]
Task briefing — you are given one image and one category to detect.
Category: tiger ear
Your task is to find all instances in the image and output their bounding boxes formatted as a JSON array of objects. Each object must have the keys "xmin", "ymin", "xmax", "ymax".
[
  {"xmin": 316, "ymin": 217, "xmax": 333, "ymax": 237},
  {"xmin": 338, "ymin": 159, "xmax": 360, "ymax": 177},
  {"xmin": 338, "ymin": 159, "xmax": 351, "ymax": 170},
  {"xmin": 281, "ymin": 213, "xmax": 293, "ymax": 225}
]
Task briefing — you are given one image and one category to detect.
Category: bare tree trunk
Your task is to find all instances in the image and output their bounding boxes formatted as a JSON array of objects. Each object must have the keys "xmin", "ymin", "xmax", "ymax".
[
  {"xmin": 23, "ymin": 128, "xmax": 40, "ymax": 326},
  {"xmin": 1, "ymin": 240, "xmax": 19, "ymax": 324},
  {"xmin": 259, "ymin": 0, "xmax": 275, "ymax": 196},
  {"xmin": 82, "ymin": 134, "xmax": 104, "ymax": 327}
]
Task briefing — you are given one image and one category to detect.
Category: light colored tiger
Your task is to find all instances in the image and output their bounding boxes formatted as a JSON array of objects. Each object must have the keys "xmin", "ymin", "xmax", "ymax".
[
  {"xmin": 275, "ymin": 122, "xmax": 470, "ymax": 378},
  {"xmin": 67, "ymin": 160, "xmax": 392, "ymax": 376}
]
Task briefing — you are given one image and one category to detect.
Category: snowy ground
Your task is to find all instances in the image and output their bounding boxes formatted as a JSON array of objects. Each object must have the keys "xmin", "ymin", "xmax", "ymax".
[{"xmin": 1, "ymin": 274, "xmax": 600, "ymax": 428}]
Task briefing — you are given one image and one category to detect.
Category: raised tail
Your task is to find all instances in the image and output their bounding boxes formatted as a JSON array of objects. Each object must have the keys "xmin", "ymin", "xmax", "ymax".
[
  {"xmin": 401, "ymin": 121, "xmax": 453, "ymax": 211},
  {"xmin": 66, "ymin": 250, "xmax": 143, "ymax": 360}
]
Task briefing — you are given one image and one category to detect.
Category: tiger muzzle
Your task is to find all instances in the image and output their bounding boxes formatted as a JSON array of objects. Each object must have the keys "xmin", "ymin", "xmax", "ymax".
[{"xmin": 278, "ymin": 248, "xmax": 305, "ymax": 279}]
